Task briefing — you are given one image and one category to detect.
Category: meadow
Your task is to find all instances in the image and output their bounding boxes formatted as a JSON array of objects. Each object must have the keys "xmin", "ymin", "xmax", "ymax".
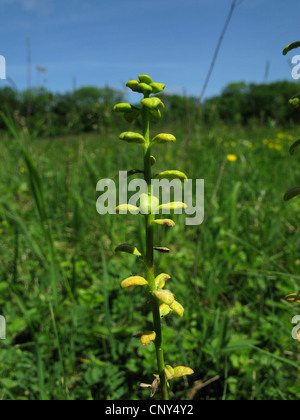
[{"xmin": 1, "ymin": 115, "xmax": 300, "ymax": 400}]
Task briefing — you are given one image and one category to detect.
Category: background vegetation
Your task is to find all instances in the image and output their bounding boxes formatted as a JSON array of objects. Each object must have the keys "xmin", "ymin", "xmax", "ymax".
[{"xmin": 0, "ymin": 80, "xmax": 300, "ymax": 400}]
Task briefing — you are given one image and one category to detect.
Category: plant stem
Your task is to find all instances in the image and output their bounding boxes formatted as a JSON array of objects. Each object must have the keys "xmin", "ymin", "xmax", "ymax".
[{"xmin": 142, "ymin": 103, "xmax": 169, "ymax": 400}]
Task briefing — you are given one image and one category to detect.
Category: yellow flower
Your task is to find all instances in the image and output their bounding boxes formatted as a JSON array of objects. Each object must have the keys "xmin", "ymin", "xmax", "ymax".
[
  {"xmin": 227, "ymin": 154, "xmax": 237, "ymax": 163},
  {"xmin": 20, "ymin": 167, "xmax": 26, "ymax": 173},
  {"xmin": 274, "ymin": 144, "xmax": 283, "ymax": 151},
  {"xmin": 277, "ymin": 132, "xmax": 285, "ymax": 140},
  {"xmin": 263, "ymin": 139, "xmax": 269, "ymax": 145}
]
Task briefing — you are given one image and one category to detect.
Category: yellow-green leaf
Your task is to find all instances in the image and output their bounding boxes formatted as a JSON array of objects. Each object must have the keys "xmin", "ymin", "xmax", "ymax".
[
  {"xmin": 115, "ymin": 244, "xmax": 142, "ymax": 257},
  {"xmin": 121, "ymin": 276, "xmax": 148, "ymax": 288}
]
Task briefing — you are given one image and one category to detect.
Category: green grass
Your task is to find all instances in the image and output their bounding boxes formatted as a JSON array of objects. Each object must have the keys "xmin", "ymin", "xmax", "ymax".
[{"xmin": 0, "ymin": 121, "xmax": 300, "ymax": 400}]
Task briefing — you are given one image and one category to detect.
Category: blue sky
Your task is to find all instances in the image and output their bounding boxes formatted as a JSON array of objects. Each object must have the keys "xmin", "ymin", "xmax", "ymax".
[{"xmin": 0, "ymin": 0, "xmax": 299, "ymax": 99}]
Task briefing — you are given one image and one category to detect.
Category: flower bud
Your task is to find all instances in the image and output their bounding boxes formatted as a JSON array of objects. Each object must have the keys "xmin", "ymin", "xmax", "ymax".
[
  {"xmin": 154, "ymin": 290, "xmax": 175, "ymax": 306},
  {"xmin": 139, "ymin": 193, "xmax": 159, "ymax": 214},
  {"xmin": 115, "ymin": 243, "xmax": 142, "ymax": 257},
  {"xmin": 120, "ymin": 132, "xmax": 145, "ymax": 144},
  {"xmin": 116, "ymin": 204, "xmax": 139, "ymax": 214},
  {"xmin": 151, "ymin": 133, "xmax": 176, "ymax": 145},
  {"xmin": 124, "ymin": 110, "xmax": 140, "ymax": 123},
  {"xmin": 154, "ymin": 247, "xmax": 170, "ymax": 253},
  {"xmin": 158, "ymin": 202, "xmax": 187, "ymax": 212},
  {"xmin": 285, "ymin": 294, "xmax": 300, "ymax": 303},
  {"xmin": 149, "ymin": 108, "xmax": 162, "ymax": 121},
  {"xmin": 150, "ymin": 155, "xmax": 156, "ymax": 166},
  {"xmin": 121, "ymin": 276, "xmax": 148, "ymax": 288},
  {"xmin": 137, "ymin": 83, "xmax": 153, "ymax": 95},
  {"xmin": 290, "ymin": 98, "xmax": 300, "ymax": 108},
  {"xmin": 164, "ymin": 365, "xmax": 174, "ymax": 380},
  {"xmin": 154, "ymin": 170, "xmax": 188, "ymax": 181},
  {"xmin": 137, "ymin": 331, "xmax": 156, "ymax": 346},
  {"xmin": 153, "ymin": 219, "xmax": 176, "ymax": 228},
  {"xmin": 159, "ymin": 303, "xmax": 172, "ymax": 318},
  {"xmin": 173, "ymin": 366, "xmax": 194, "ymax": 378},
  {"xmin": 138, "ymin": 74, "xmax": 153, "ymax": 85},
  {"xmin": 170, "ymin": 300, "xmax": 184, "ymax": 317},
  {"xmin": 150, "ymin": 82, "xmax": 166, "ymax": 93},
  {"xmin": 154, "ymin": 273, "xmax": 171, "ymax": 290},
  {"xmin": 113, "ymin": 103, "xmax": 136, "ymax": 113},
  {"xmin": 141, "ymin": 97, "xmax": 165, "ymax": 110},
  {"xmin": 126, "ymin": 80, "xmax": 140, "ymax": 92}
]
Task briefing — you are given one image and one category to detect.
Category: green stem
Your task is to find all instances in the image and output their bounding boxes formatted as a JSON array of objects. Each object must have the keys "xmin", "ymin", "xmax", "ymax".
[{"xmin": 142, "ymin": 103, "xmax": 169, "ymax": 401}]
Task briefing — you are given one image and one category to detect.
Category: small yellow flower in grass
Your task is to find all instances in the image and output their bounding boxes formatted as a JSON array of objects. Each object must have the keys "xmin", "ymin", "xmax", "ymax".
[
  {"xmin": 227, "ymin": 154, "xmax": 237, "ymax": 163},
  {"xmin": 20, "ymin": 167, "xmax": 26, "ymax": 173},
  {"xmin": 263, "ymin": 139, "xmax": 269, "ymax": 145},
  {"xmin": 274, "ymin": 144, "xmax": 283, "ymax": 151}
]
